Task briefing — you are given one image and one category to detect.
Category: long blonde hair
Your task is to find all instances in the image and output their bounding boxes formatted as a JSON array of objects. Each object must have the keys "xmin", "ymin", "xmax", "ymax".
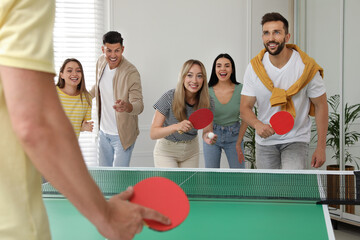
[
  {"xmin": 56, "ymin": 58, "xmax": 92, "ymax": 106},
  {"xmin": 172, "ymin": 59, "xmax": 210, "ymax": 121}
]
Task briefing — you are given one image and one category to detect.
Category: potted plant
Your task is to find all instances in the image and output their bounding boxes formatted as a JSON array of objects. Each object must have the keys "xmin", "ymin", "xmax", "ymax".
[
  {"xmin": 313, "ymin": 94, "xmax": 360, "ymax": 213},
  {"xmin": 244, "ymin": 107, "xmax": 257, "ymax": 169},
  {"xmin": 322, "ymin": 94, "xmax": 360, "ymax": 169}
]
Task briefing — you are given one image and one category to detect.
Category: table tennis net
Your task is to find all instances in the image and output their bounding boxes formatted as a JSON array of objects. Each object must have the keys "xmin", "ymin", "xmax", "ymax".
[{"xmin": 42, "ymin": 168, "xmax": 360, "ymax": 205}]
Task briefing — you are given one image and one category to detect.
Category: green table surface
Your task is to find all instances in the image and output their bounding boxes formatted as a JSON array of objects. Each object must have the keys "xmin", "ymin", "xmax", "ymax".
[{"xmin": 44, "ymin": 197, "xmax": 333, "ymax": 240}]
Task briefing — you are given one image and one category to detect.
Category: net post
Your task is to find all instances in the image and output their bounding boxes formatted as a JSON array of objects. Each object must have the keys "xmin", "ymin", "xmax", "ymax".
[{"xmin": 355, "ymin": 171, "xmax": 360, "ymax": 201}]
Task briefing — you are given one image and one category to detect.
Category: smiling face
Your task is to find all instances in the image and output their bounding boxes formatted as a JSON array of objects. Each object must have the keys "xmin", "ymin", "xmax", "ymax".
[
  {"xmin": 102, "ymin": 43, "xmax": 124, "ymax": 69},
  {"xmin": 262, "ymin": 21, "xmax": 290, "ymax": 56},
  {"xmin": 60, "ymin": 61, "xmax": 82, "ymax": 88},
  {"xmin": 215, "ymin": 57, "xmax": 232, "ymax": 82},
  {"xmin": 183, "ymin": 64, "xmax": 204, "ymax": 95}
]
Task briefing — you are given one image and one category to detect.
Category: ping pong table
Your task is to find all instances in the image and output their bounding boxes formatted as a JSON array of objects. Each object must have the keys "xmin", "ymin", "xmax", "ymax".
[{"xmin": 43, "ymin": 168, "xmax": 337, "ymax": 240}]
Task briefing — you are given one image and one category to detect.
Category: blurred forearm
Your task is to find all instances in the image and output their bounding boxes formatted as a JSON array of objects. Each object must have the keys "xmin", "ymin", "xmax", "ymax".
[{"xmin": 0, "ymin": 66, "xmax": 108, "ymax": 227}]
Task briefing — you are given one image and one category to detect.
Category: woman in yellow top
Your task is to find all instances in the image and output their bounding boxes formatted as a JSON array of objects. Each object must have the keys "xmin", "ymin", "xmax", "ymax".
[{"xmin": 56, "ymin": 58, "xmax": 93, "ymax": 137}]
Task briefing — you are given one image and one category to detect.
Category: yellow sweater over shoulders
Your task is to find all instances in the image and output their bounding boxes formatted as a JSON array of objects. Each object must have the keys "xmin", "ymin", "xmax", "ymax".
[{"xmin": 251, "ymin": 44, "xmax": 324, "ymax": 118}]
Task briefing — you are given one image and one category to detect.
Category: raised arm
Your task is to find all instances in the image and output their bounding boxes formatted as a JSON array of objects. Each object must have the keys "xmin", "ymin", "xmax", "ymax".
[{"xmin": 114, "ymin": 71, "xmax": 144, "ymax": 115}]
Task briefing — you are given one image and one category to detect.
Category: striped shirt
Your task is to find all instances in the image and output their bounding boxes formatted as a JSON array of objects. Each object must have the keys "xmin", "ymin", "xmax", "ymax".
[
  {"xmin": 57, "ymin": 87, "xmax": 91, "ymax": 137},
  {"xmin": 153, "ymin": 89, "xmax": 214, "ymax": 142}
]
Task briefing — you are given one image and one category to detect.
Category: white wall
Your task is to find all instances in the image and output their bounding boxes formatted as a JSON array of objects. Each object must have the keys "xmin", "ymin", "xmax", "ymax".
[
  {"xmin": 250, "ymin": 0, "xmax": 295, "ymax": 56},
  {"xmin": 104, "ymin": 0, "xmax": 293, "ymax": 167},
  {"xmin": 303, "ymin": 0, "xmax": 341, "ymax": 99},
  {"xmin": 343, "ymin": 0, "xmax": 360, "ymax": 171},
  {"xmin": 300, "ymin": 0, "xmax": 341, "ymax": 169},
  {"xmin": 302, "ymin": 0, "xmax": 360, "ymax": 170},
  {"xmin": 344, "ymin": 0, "xmax": 360, "ymax": 105}
]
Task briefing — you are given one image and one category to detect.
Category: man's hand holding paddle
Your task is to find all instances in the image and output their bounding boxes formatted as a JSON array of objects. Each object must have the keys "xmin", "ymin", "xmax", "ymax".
[
  {"xmin": 97, "ymin": 186, "xmax": 171, "ymax": 240},
  {"xmin": 254, "ymin": 111, "xmax": 295, "ymax": 138},
  {"xmin": 254, "ymin": 122, "xmax": 275, "ymax": 139},
  {"xmin": 130, "ymin": 177, "xmax": 190, "ymax": 232}
]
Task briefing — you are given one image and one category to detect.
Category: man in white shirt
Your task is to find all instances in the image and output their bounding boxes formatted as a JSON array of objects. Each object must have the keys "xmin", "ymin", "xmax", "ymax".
[
  {"xmin": 240, "ymin": 12, "xmax": 328, "ymax": 169},
  {"xmin": 91, "ymin": 31, "xmax": 144, "ymax": 167}
]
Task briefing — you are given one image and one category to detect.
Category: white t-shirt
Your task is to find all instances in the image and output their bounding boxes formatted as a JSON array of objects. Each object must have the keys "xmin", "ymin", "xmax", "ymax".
[
  {"xmin": 99, "ymin": 64, "xmax": 118, "ymax": 135},
  {"xmin": 241, "ymin": 50, "xmax": 326, "ymax": 145}
]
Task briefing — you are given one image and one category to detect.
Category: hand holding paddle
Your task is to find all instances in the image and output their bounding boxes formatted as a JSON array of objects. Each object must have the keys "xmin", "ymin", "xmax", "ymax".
[
  {"xmin": 254, "ymin": 111, "xmax": 294, "ymax": 138},
  {"xmin": 269, "ymin": 111, "xmax": 294, "ymax": 135},
  {"xmin": 178, "ymin": 108, "xmax": 214, "ymax": 134},
  {"xmin": 176, "ymin": 120, "xmax": 193, "ymax": 134},
  {"xmin": 189, "ymin": 108, "xmax": 213, "ymax": 129},
  {"xmin": 98, "ymin": 186, "xmax": 171, "ymax": 240},
  {"xmin": 130, "ymin": 177, "xmax": 190, "ymax": 231},
  {"xmin": 254, "ymin": 122, "xmax": 275, "ymax": 139}
]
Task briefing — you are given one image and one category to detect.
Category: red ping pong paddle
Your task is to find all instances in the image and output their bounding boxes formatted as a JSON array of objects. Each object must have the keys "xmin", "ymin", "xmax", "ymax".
[
  {"xmin": 189, "ymin": 108, "xmax": 213, "ymax": 130},
  {"xmin": 269, "ymin": 111, "xmax": 294, "ymax": 135},
  {"xmin": 130, "ymin": 177, "xmax": 190, "ymax": 231},
  {"xmin": 178, "ymin": 108, "xmax": 213, "ymax": 134}
]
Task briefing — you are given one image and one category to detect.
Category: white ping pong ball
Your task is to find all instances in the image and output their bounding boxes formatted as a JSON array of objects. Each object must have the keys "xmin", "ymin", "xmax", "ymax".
[{"xmin": 208, "ymin": 132, "xmax": 215, "ymax": 139}]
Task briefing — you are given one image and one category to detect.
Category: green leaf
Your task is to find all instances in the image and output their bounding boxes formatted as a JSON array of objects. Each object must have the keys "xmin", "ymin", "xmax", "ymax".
[{"xmin": 314, "ymin": 94, "xmax": 360, "ymax": 169}]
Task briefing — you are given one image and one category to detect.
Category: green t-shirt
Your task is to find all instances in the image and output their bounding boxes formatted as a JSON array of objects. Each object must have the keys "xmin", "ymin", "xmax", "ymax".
[{"xmin": 209, "ymin": 83, "xmax": 243, "ymax": 126}]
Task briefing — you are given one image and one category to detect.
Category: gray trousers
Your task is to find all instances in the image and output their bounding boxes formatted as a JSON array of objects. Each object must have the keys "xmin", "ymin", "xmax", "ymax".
[{"xmin": 255, "ymin": 142, "xmax": 309, "ymax": 169}]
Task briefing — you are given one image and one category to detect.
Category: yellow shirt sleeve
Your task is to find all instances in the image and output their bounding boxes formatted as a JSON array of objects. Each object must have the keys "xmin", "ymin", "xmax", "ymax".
[
  {"xmin": 0, "ymin": 0, "xmax": 55, "ymax": 74},
  {"xmin": 0, "ymin": 1, "xmax": 55, "ymax": 239}
]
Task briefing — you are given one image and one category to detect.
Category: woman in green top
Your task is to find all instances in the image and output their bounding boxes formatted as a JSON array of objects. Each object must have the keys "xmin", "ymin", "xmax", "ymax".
[{"xmin": 203, "ymin": 54, "xmax": 248, "ymax": 168}]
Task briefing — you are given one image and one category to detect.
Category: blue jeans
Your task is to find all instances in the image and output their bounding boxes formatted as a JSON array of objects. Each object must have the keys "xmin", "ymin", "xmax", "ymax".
[
  {"xmin": 203, "ymin": 122, "xmax": 245, "ymax": 169},
  {"xmin": 98, "ymin": 130, "xmax": 135, "ymax": 167}
]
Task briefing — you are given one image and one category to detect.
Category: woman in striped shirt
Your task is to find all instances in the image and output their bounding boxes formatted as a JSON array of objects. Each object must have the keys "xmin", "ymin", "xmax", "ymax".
[
  {"xmin": 56, "ymin": 58, "xmax": 93, "ymax": 137},
  {"xmin": 150, "ymin": 59, "xmax": 217, "ymax": 168}
]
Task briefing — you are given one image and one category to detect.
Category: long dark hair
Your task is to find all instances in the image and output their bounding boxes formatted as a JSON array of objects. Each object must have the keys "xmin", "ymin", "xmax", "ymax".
[{"xmin": 208, "ymin": 53, "xmax": 239, "ymax": 87}]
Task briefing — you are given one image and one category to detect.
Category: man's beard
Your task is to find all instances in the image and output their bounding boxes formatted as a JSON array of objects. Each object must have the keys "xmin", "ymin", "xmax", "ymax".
[{"xmin": 264, "ymin": 40, "xmax": 286, "ymax": 56}]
